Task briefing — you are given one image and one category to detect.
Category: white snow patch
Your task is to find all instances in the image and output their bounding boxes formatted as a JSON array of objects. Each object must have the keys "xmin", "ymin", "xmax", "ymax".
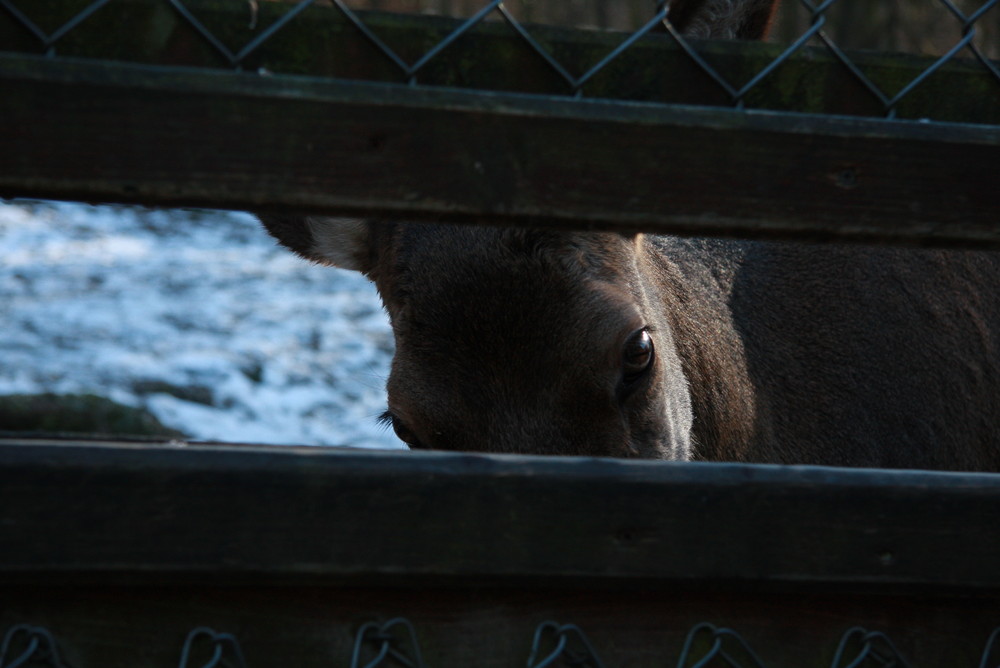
[{"xmin": 0, "ymin": 200, "xmax": 402, "ymax": 449}]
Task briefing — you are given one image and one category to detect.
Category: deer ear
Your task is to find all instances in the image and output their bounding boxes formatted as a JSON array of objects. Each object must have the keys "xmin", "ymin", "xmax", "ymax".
[
  {"xmin": 668, "ymin": 0, "xmax": 780, "ymax": 40},
  {"xmin": 258, "ymin": 214, "xmax": 373, "ymax": 275}
]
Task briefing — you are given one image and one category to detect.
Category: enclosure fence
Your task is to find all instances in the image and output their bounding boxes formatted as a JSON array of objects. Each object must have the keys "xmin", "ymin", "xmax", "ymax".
[
  {"xmin": 3, "ymin": 440, "xmax": 1000, "ymax": 667},
  {"xmin": 1, "ymin": 0, "xmax": 998, "ymax": 247},
  {"xmin": 1, "ymin": 0, "xmax": 999, "ymax": 122},
  {"xmin": 6, "ymin": 620, "xmax": 1000, "ymax": 668},
  {"xmin": 2, "ymin": 3, "xmax": 1000, "ymax": 668}
]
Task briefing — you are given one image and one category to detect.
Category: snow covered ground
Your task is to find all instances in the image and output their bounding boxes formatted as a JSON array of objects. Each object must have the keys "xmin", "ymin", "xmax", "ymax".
[{"xmin": 0, "ymin": 199, "xmax": 402, "ymax": 449}]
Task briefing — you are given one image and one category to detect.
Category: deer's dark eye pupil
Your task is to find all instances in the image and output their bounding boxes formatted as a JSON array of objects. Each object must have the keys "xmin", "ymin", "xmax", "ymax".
[
  {"xmin": 392, "ymin": 417, "xmax": 423, "ymax": 449},
  {"xmin": 623, "ymin": 329, "xmax": 654, "ymax": 380}
]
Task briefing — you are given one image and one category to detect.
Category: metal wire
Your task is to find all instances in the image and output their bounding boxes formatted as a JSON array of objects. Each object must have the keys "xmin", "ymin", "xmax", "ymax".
[
  {"xmin": 350, "ymin": 618, "xmax": 426, "ymax": 668},
  {"xmin": 979, "ymin": 627, "xmax": 1000, "ymax": 668},
  {"xmin": 177, "ymin": 627, "xmax": 248, "ymax": 668},
  {"xmin": 675, "ymin": 622, "xmax": 767, "ymax": 668},
  {"xmin": 831, "ymin": 626, "xmax": 914, "ymax": 668},
  {"xmin": 167, "ymin": 0, "xmax": 317, "ymax": 70},
  {"xmin": 4, "ymin": 619, "xmax": 1000, "ymax": 666},
  {"xmin": 526, "ymin": 621, "xmax": 605, "ymax": 668},
  {"xmin": 0, "ymin": 0, "xmax": 112, "ymax": 56},
  {"xmin": 0, "ymin": 625, "xmax": 71, "ymax": 668},
  {"xmin": 1, "ymin": 0, "xmax": 997, "ymax": 124}
]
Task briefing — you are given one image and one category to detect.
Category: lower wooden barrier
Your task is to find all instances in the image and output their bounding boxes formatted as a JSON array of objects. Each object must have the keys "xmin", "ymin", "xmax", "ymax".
[{"xmin": 1, "ymin": 437, "xmax": 999, "ymax": 666}]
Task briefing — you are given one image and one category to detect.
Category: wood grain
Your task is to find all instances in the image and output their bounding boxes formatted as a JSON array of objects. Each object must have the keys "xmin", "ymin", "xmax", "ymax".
[
  {"xmin": 3, "ymin": 438, "xmax": 1000, "ymax": 666},
  {"xmin": 1, "ymin": 54, "xmax": 998, "ymax": 247},
  {"xmin": 2, "ymin": 438, "xmax": 1000, "ymax": 589}
]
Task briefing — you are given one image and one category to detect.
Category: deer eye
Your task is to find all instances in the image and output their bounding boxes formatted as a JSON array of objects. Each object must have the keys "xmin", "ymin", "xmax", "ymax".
[
  {"xmin": 393, "ymin": 419, "xmax": 424, "ymax": 449},
  {"xmin": 378, "ymin": 411, "xmax": 426, "ymax": 449},
  {"xmin": 622, "ymin": 328, "xmax": 654, "ymax": 384}
]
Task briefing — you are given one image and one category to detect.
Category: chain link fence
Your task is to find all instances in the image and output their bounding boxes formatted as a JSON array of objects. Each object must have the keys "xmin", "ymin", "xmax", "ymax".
[
  {"xmin": 1, "ymin": 0, "xmax": 998, "ymax": 124},
  {"xmin": 4, "ymin": 619, "xmax": 1000, "ymax": 667}
]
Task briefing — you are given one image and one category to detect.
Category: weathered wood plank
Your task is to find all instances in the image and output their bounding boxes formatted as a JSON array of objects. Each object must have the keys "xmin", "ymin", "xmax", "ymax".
[
  {"xmin": 3, "ymin": 438, "xmax": 1000, "ymax": 590},
  {"xmin": 3, "ymin": 438, "xmax": 1000, "ymax": 666},
  {"xmin": 0, "ymin": 54, "xmax": 998, "ymax": 246}
]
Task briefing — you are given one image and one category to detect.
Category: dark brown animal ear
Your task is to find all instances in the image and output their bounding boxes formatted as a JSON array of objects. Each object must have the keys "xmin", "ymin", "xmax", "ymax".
[
  {"xmin": 258, "ymin": 214, "xmax": 373, "ymax": 275},
  {"xmin": 668, "ymin": 0, "xmax": 781, "ymax": 40}
]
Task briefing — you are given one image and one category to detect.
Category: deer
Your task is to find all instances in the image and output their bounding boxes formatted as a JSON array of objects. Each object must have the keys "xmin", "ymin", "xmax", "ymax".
[{"xmin": 259, "ymin": 0, "xmax": 1000, "ymax": 471}]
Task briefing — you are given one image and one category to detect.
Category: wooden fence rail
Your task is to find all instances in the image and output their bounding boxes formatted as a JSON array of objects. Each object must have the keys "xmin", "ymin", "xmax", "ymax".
[
  {"xmin": 1, "ymin": 53, "xmax": 998, "ymax": 247},
  {"xmin": 2, "ymin": 438, "xmax": 1000, "ymax": 667},
  {"xmin": 1, "ymin": 3, "xmax": 999, "ymax": 246}
]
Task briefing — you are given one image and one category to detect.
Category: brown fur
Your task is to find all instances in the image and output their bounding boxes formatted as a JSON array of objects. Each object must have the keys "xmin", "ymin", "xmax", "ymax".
[
  {"xmin": 259, "ymin": 214, "xmax": 1000, "ymax": 471},
  {"xmin": 255, "ymin": 0, "xmax": 1000, "ymax": 471},
  {"xmin": 655, "ymin": 237, "xmax": 1000, "ymax": 470},
  {"xmin": 668, "ymin": 0, "xmax": 779, "ymax": 39}
]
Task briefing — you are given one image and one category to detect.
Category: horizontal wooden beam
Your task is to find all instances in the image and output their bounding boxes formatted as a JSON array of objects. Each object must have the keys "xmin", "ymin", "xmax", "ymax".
[
  {"xmin": 5, "ymin": 438, "xmax": 1000, "ymax": 667},
  {"xmin": 1, "ymin": 54, "xmax": 998, "ymax": 246},
  {"xmin": 3, "ymin": 438, "xmax": 1000, "ymax": 590}
]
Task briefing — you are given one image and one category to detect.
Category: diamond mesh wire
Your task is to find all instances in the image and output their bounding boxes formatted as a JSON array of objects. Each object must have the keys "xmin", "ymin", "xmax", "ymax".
[{"xmin": 0, "ymin": 0, "xmax": 997, "ymax": 124}]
